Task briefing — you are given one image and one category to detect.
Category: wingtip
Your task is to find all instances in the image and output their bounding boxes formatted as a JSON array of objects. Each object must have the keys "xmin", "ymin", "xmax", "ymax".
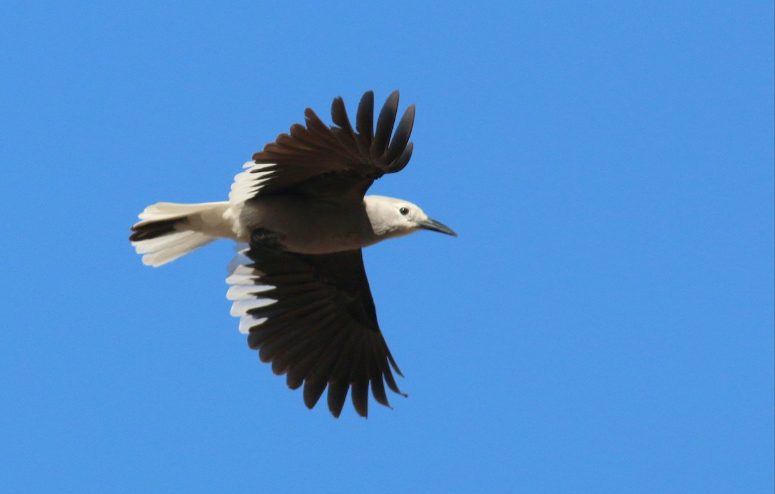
[
  {"xmin": 384, "ymin": 90, "xmax": 400, "ymax": 110},
  {"xmin": 331, "ymin": 96, "xmax": 353, "ymax": 131}
]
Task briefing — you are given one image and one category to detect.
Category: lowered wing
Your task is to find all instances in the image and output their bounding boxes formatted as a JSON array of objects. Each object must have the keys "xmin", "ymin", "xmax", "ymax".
[{"xmin": 227, "ymin": 244, "xmax": 405, "ymax": 417}]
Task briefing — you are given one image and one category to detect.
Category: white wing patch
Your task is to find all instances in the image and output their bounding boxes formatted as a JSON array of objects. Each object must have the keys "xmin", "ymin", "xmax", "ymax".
[
  {"xmin": 226, "ymin": 248, "xmax": 276, "ymax": 334},
  {"xmin": 228, "ymin": 161, "xmax": 277, "ymax": 206}
]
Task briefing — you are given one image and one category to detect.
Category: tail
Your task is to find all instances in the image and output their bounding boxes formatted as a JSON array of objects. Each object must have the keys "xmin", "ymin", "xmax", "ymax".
[{"xmin": 129, "ymin": 202, "xmax": 230, "ymax": 267}]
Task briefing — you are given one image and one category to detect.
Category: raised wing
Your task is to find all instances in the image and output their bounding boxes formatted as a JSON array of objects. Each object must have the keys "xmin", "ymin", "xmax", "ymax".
[
  {"xmin": 227, "ymin": 243, "xmax": 405, "ymax": 418},
  {"xmin": 230, "ymin": 91, "xmax": 415, "ymax": 206}
]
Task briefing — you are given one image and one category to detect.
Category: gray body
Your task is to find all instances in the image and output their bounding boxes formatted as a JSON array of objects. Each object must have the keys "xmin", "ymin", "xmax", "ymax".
[
  {"xmin": 235, "ymin": 194, "xmax": 434, "ymax": 254},
  {"xmin": 129, "ymin": 90, "xmax": 455, "ymax": 418},
  {"xmin": 239, "ymin": 195, "xmax": 378, "ymax": 253}
]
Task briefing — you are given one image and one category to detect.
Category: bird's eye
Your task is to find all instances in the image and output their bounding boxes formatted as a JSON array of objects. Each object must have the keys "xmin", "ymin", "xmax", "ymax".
[{"xmin": 399, "ymin": 207, "xmax": 410, "ymax": 216}]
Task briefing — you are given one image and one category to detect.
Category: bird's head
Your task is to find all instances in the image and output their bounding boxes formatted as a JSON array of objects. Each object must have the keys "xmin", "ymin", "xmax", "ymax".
[{"xmin": 364, "ymin": 195, "xmax": 457, "ymax": 239}]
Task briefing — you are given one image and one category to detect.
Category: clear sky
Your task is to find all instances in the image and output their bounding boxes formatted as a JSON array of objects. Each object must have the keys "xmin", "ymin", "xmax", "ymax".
[{"xmin": 1, "ymin": 1, "xmax": 772, "ymax": 493}]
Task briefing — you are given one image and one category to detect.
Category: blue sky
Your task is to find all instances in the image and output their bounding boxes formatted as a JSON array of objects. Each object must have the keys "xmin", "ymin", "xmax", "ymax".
[{"xmin": 1, "ymin": 1, "xmax": 772, "ymax": 492}]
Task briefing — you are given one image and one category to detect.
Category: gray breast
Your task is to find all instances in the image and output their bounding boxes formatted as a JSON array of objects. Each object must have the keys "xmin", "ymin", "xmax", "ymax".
[{"xmin": 241, "ymin": 196, "xmax": 375, "ymax": 254}]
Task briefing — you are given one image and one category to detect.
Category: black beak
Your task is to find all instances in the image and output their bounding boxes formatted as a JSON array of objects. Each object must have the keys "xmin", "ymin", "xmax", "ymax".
[{"xmin": 418, "ymin": 218, "xmax": 457, "ymax": 237}]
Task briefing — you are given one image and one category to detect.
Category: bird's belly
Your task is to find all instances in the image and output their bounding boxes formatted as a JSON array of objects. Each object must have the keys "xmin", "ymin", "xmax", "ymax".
[{"xmin": 238, "ymin": 197, "xmax": 373, "ymax": 254}]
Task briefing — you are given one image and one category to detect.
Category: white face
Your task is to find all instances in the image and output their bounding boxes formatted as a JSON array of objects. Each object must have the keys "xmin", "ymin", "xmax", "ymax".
[
  {"xmin": 392, "ymin": 201, "xmax": 428, "ymax": 231},
  {"xmin": 364, "ymin": 195, "xmax": 456, "ymax": 238},
  {"xmin": 364, "ymin": 196, "xmax": 425, "ymax": 237}
]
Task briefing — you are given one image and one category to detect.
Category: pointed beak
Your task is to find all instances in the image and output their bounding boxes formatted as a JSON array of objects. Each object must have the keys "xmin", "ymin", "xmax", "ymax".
[{"xmin": 418, "ymin": 218, "xmax": 457, "ymax": 237}]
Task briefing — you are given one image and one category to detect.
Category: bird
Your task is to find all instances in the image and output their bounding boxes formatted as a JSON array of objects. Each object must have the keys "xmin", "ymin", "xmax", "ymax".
[{"xmin": 129, "ymin": 90, "xmax": 456, "ymax": 418}]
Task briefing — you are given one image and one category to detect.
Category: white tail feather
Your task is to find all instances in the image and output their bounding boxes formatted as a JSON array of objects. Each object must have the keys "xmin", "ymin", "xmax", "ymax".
[
  {"xmin": 134, "ymin": 230, "xmax": 215, "ymax": 267},
  {"xmin": 131, "ymin": 201, "xmax": 231, "ymax": 267},
  {"xmin": 136, "ymin": 201, "xmax": 227, "ymax": 225}
]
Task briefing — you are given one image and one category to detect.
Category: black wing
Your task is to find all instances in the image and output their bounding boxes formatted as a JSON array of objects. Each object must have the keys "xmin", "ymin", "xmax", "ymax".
[
  {"xmin": 227, "ymin": 243, "xmax": 405, "ymax": 418},
  {"xmin": 245, "ymin": 90, "xmax": 415, "ymax": 204}
]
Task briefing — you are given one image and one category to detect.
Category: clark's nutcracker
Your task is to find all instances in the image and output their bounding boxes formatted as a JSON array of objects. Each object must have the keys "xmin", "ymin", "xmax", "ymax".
[{"xmin": 129, "ymin": 91, "xmax": 455, "ymax": 417}]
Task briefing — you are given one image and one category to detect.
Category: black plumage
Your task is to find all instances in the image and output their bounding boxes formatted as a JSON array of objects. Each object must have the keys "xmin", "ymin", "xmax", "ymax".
[
  {"xmin": 236, "ymin": 244, "xmax": 405, "ymax": 417},
  {"xmin": 129, "ymin": 218, "xmax": 182, "ymax": 242},
  {"xmin": 231, "ymin": 91, "xmax": 416, "ymax": 417},
  {"xmin": 251, "ymin": 90, "xmax": 415, "ymax": 203}
]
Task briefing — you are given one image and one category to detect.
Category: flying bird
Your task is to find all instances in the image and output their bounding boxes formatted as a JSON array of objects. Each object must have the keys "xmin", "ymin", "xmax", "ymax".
[{"xmin": 129, "ymin": 90, "xmax": 456, "ymax": 417}]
